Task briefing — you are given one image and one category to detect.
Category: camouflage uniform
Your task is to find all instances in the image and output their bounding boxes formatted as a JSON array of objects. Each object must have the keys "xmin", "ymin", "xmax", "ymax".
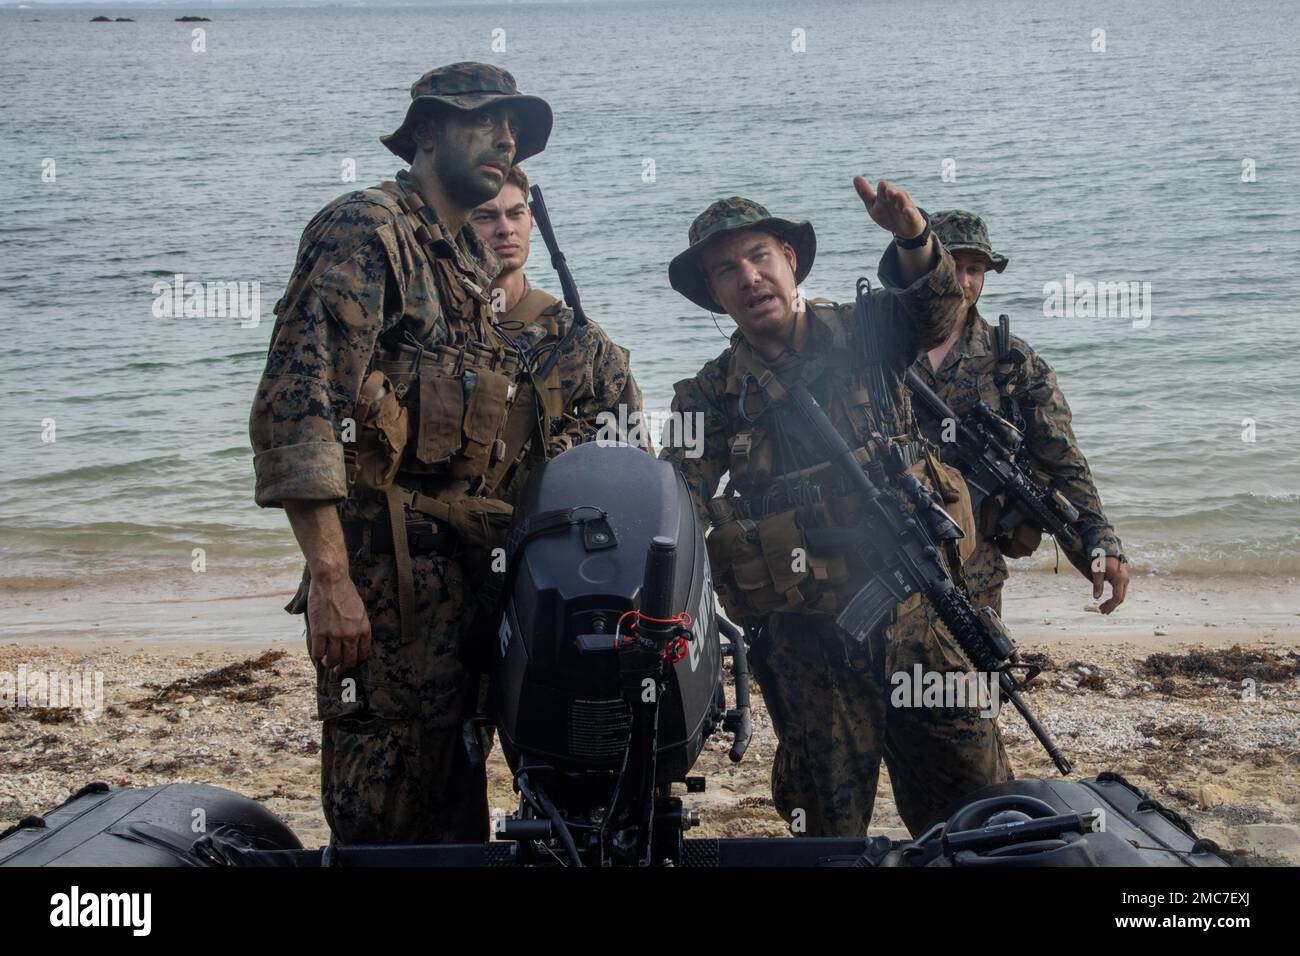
[
  {"xmin": 249, "ymin": 64, "xmax": 640, "ymax": 845},
  {"xmin": 910, "ymin": 211, "xmax": 1125, "ymax": 615},
  {"xmin": 495, "ymin": 275, "xmax": 647, "ymax": 466},
  {"xmin": 662, "ymin": 198, "xmax": 1012, "ymax": 838}
]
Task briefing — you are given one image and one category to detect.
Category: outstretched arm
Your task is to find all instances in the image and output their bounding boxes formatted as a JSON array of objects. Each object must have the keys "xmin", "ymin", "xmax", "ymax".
[{"xmin": 853, "ymin": 177, "xmax": 963, "ymax": 360}]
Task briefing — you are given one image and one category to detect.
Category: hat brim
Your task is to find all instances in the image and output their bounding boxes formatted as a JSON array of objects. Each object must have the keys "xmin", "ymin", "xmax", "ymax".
[
  {"xmin": 380, "ymin": 92, "xmax": 553, "ymax": 165},
  {"xmin": 942, "ymin": 242, "xmax": 1009, "ymax": 274},
  {"xmin": 669, "ymin": 218, "xmax": 817, "ymax": 313}
]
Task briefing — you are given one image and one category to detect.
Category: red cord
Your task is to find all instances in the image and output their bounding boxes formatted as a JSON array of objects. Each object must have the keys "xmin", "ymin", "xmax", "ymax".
[{"xmin": 613, "ymin": 610, "xmax": 694, "ymax": 658}]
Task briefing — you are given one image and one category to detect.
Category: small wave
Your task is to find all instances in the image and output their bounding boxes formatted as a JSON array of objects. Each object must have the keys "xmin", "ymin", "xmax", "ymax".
[
  {"xmin": 208, "ymin": 446, "xmax": 253, "ymax": 459},
  {"xmin": 6, "ymin": 454, "xmax": 187, "ymax": 485},
  {"xmin": 193, "ymin": 350, "xmax": 268, "ymax": 366},
  {"xmin": 102, "ymin": 352, "xmax": 267, "ymax": 375}
]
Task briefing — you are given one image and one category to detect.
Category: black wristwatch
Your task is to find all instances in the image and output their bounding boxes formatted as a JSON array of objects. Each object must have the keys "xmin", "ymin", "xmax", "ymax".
[{"xmin": 894, "ymin": 208, "xmax": 931, "ymax": 250}]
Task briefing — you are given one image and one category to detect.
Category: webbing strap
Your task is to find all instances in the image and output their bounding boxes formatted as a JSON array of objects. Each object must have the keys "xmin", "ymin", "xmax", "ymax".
[
  {"xmin": 398, "ymin": 488, "xmax": 454, "ymax": 522},
  {"xmin": 385, "ymin": 485, "xmax": 416, "ymax": 643}
]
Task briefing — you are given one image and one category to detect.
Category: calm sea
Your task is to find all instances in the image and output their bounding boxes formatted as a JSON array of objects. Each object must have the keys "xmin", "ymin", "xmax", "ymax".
[{"xmin": 2, "ymin": 0, "xmax": 1298, "ymax": 605}]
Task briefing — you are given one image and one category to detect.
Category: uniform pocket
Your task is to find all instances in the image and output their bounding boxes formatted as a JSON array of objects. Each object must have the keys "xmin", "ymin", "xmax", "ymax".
[{"xmin": 316, "ymin": 674, "xmax": 422, "ymax": 722}]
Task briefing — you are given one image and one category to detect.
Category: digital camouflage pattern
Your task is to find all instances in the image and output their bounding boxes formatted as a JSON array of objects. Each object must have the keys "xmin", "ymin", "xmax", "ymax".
[
  {"xmin": 251, "ymin": 168, "xmax": 641, "ymax": 844},
  {"xmin": 664, "ymin": 231, "xmax": 1011, "ymax": 834},
  {"xmin": 928, "ymin": 210, "xmax": 1008, "ymax": 273},
  {"xmin": 251, "ymin": 168, "xmax": 499, "ymax": 509},
  {"xmin": 752, "ymin": 604, "xmax": 1012, "ymax": 837},
  {"xmin": 910, "ymin": 307, "xmax": 1125, "ymax": 602},
  {"xmin": 308, "ymin": 549, "xmax": 488, "ymax": 844}
]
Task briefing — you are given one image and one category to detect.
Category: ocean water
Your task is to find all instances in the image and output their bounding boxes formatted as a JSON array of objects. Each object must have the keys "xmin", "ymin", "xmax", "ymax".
[{"xmin": 2, "ymin": 0, "xmax": 1299, "ymax": 600}]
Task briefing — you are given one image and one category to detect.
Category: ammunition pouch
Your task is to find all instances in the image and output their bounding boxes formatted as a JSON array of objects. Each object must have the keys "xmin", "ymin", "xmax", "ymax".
[
  {"xmin": 977, "ymin": 491, "xmax": 1045, "ymax": 559},
  {"xmin": 705, "ymin": 497, "xmax": 854, "ymax": 621},
  {"xmin": 344, "ymin": 371, "xmax": 410, "ymax": 492},
  {"xmin": 918, "ymin": 448, "xmax": 977, "ymax": 567},
  {"xmin": 705, "ymin": 434, "xmax": 974, "ymax": 620},
  {"xmin": 442, "ymin": 495, "xmax": 515, "ymax": 559},
  {"xmin": 997, "ymin": 521, "xmax": 1044, "ymax": 559},
  {"xmin": 369, "ymin": 339, "xmax": 539, "ymax": 497},
  {"xmin": 394, "ymin": 487, "xmax": 515, "ymax": 611}
]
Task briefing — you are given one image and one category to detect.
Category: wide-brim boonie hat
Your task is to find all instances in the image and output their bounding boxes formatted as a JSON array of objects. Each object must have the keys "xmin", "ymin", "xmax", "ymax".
[
  {"xmin": 931, "ymin": 209, "xmax": 1008, "ymax": 273},
  {"xmin": 381, "ymin": 61, "xmax": 553, "ymax": 165},
  {"xmin": 669, "ymin": 196, "xmax": 816, "ymax": 313}
]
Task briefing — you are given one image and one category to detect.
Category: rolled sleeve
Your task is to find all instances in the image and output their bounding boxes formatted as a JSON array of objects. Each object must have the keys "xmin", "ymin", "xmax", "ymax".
[
  {"xmin": 248, "ymin": 198, "xmax": 400, "ymax": 509},
  {"xmin": 253, "ymin": 440, "xmax": 348, "ymax": 508}
]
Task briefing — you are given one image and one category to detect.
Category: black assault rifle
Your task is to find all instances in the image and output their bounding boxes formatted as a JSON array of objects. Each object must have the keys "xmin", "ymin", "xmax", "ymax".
[
  {"xmin": 781, "ymin": 379, "xmax": 1073, "ymax": 775},
  {"xmin": 904, "ymin": 369, "xmax": 1081, "ymax": 549},
  {"xmin": 528, "ymin": 185, "xmax": 589, "ymax": 380}
]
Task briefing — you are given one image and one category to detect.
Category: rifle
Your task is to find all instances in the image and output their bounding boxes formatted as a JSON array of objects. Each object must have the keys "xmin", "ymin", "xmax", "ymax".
[
  {"xmin": 904, "ymin": 368, "xmax": 1080, "ymax": 549},
  {"xmin": 527, "ymin": 185, "xmax": 589, "ymax": 380},
  {"xmin": 993, "ymin": 314, "xmax": 1027, "ymax": 433},
  {"xmin": 776, "ymin": 324, "xmax": 1071, "ymax": 774}
]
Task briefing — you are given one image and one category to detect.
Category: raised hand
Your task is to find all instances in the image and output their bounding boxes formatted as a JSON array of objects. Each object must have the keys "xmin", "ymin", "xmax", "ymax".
[{"xmin": 853, "ymin": 176, "xmax": 927, "ymax": 240}]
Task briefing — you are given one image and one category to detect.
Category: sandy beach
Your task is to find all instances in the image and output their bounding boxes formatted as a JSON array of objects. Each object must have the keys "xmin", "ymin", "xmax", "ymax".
[{"xmin": 3, "ymin": 569, "xmax": 1298, "ymax": 864}]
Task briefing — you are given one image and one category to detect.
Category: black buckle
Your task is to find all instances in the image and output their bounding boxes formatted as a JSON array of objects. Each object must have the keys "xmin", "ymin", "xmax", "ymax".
[
  {"xmin": 406, "ymin": 521, "xmax": 437, "ymax": 552},
  {"xmin": 582, "ymin": 515, "xmax": 617, "ymax": 551},
  {"xmin": 342, "ymin": 518, "xmax": 449, "ymax": 556}
]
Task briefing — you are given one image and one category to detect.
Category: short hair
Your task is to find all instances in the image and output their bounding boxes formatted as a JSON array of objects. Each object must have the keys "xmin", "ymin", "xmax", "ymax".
[{"xmin": 505, "ymin": 165, "xmax": 530, "ymax": 199}]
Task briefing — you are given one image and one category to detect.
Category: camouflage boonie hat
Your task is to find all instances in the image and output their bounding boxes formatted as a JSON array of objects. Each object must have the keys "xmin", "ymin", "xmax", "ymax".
[
  {"xmin": 381, "ymin": 61, "xmax": 553, "ymax": 165},
  {"xmin": 931, "ymin": 210, "xmax": 1008, "ymax": 273},
  {"xmin": 668, "ymin": 197, "xmax": 816, "ymax": 313}
]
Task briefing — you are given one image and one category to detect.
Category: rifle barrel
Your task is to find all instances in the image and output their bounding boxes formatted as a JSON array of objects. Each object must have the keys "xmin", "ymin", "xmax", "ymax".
[
  {"xmin": 528, "ymin": 185, "xmax": 586, "ymax": 325},
  {"xmin": 904, "ymin": 368, "xmax": 960, "ymax": 425}
]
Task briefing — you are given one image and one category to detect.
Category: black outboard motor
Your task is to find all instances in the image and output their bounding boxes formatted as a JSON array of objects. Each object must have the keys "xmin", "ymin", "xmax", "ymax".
[{"xmin": 488, "ymin": 442, "xmax": 741, "ymax": 865}]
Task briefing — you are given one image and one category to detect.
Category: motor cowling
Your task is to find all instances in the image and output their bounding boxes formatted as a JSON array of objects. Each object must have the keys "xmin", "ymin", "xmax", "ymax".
[{"xmin": 490, "ymin": 443, "xmax": 723, "ymax": 803}]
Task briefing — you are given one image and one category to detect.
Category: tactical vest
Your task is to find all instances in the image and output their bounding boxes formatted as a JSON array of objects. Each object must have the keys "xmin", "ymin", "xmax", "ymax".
[
  {"xmin": 705, "ymin": 301, "xmax": 976, "ymax": 622},
  {"xmin": 341, "ymin": 177, "xmax": 565, "ymax": 640}
]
